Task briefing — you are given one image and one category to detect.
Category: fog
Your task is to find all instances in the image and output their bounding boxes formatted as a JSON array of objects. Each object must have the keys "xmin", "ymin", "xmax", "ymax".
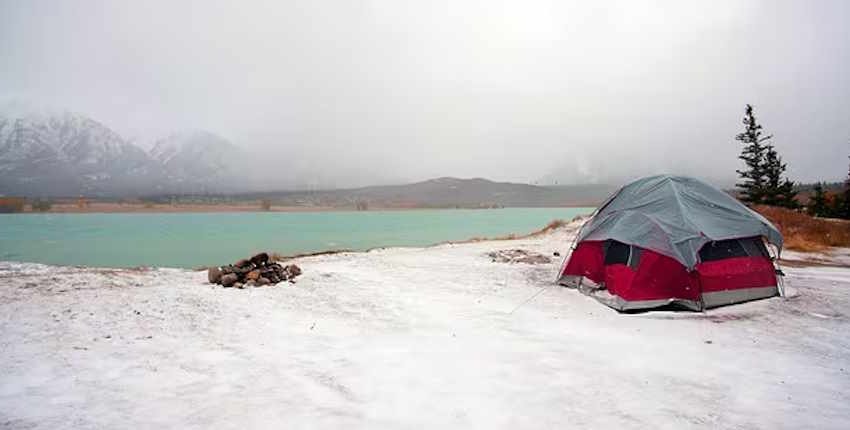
[{"xmin": 2, "ymin": 0, "xmax": 848, "ymax": 189}]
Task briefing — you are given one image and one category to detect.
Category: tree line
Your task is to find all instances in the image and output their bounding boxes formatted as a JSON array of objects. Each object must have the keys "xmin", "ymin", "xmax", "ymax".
[
  {"xmin": 735, "ymin": 104, "xmax": 850, "ymax": 219},
  {"xmin": 0, "ymin": 197, "xmax": 52, "ymax": 213}
]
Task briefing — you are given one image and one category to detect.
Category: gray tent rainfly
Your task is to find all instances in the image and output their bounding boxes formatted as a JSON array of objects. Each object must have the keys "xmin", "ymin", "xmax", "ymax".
[{"xmin": 576, "ymin": 175, "xmax": 782, "ymax": 269}]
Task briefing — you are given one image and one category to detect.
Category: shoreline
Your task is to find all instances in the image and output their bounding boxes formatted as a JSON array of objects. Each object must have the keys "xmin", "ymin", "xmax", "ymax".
[{"xmin": 6, "ymin": 202, "xmax": 598, "ymax": 214}]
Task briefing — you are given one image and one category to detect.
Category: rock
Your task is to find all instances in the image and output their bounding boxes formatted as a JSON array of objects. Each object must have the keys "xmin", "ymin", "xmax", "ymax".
[
  {"xmin": 250, "ymin": 252, "xmax": 269, "ymax": 266},
  {"xmin": 208, "ymin": 255, "xmax": 300, "ymax": 289},
  {"xmin": 285, "ymin": 264, "xmax": 302, "ymax": 277},
  {"xmin": 220, "ymin": 273, "xmax": 239, "ymax": 287},
  {"xmin": 208, "ymin": 266, "xmax": 222, "ymax": 284},
  {"xmin": 235, "ymin": 265, "xmax": 254, "ymax": 275}
]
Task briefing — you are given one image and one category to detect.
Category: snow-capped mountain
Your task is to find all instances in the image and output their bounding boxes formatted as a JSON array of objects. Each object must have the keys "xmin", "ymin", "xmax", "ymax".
[
  {"xmin": 150, "ymin": 131, "xmax": 238, "ymax": 185},
  {"xmin": 0, "ymin": 109, "xmax": 243, "ymax": 196}
]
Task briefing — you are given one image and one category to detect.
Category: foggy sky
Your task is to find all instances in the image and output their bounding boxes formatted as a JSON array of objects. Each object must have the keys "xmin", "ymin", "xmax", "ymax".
[{"xmin": 1, "ymin": 0, "xmax": 848, "ymax": 188}]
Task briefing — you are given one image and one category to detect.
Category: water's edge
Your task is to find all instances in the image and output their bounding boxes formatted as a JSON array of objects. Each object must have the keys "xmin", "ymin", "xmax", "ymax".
[{"xmin": 0, "ymin": 208, "xmax": 593, "ymax": 269}]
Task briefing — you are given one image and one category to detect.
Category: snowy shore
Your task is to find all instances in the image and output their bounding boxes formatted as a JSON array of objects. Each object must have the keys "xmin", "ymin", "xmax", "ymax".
[{"xmin": 1, "ymin": 222, "xmax": 849, "ymax": 429}]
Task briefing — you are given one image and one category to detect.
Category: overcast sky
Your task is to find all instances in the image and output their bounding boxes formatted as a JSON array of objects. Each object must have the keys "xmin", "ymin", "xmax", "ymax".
[{"xmin": 1, "ymin": 0, "xmax": 848, "ymax": 188}]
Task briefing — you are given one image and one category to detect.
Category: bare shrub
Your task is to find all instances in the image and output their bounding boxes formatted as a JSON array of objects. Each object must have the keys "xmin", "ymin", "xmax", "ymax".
[{"xmin": 30, "ymin": 199, "xmax": 52, "ymax": 212}]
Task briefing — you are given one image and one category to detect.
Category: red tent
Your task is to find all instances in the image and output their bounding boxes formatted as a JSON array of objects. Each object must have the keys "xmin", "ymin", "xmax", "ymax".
[{"xmin": 558, "ymin": 175, "xmax": 783, "ymax": 311}]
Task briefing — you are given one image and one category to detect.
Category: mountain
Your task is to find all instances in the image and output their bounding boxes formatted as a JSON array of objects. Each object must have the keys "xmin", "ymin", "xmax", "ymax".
[
  {"xmin": 0, "ymin": 111, "xmax": 155, "ymax": 196},
  {"xmin": 148, "ymin": 131, "xmax": 243, "ymax": 194},
  {"xmin": 0, "ymin": 109, "xmax": 243, "ymax": 197},
  {"xmin": 242, "ymin": 177, "xmax": 617, "ymax": 208}
]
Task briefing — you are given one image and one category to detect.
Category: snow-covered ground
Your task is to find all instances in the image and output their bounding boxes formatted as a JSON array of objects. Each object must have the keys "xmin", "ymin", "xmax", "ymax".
[{"xmin": 1, "ymin": 222, "xmax": 849, "ymax": 429}]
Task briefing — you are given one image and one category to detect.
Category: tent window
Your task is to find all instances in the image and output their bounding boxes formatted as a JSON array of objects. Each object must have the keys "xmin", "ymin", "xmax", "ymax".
[
  {"xmin": 739, "ymin": 237, "xmax": 770, "ymax": 258},
  {"xmin": 603, "ymin": 240, "xmax": 631, "ymax": 265},
  {"xmin": 699, "ymin": 239, "xmax": 750, "ymax": 262}
]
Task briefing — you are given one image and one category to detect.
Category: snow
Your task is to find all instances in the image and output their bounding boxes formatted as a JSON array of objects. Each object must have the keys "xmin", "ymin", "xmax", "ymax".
[{"xmin": 1, "ymin": 223, "xmax": 849, "ymax": 429}]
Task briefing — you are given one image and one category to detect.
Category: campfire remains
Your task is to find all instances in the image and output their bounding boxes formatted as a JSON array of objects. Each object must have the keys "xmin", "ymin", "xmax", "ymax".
[{"xmin": 207, "ymin": 252, "xmax": 302, "ymax": 288}]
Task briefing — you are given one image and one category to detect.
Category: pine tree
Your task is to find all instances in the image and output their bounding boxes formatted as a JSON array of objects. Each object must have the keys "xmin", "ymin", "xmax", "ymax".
[
  {"xmin": 831, "ymin": 193, "xmax": 844, "ymax": 219},
  {"xmin": 841, "ymin": 147, "xmax": 850, "ymax": 219},
  {"xmin": 735, "ymin": 104, "xmax": 771, "ymax": 204},
  {"xmin": 807, "ymin": 183, "xmax": 828, "ymax": 217},
  {"xmin": 762, "ymin": 144, "xmax": 797, "ymax": 208}
]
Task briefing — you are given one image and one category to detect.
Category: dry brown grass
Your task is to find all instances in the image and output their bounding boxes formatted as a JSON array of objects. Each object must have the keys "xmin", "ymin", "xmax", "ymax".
[
  {"xmin": 269, "ymin": 249, "xmax": 355, "ymax": 262},
  {"xmin": 754, "ymin": 205, "xmax": 850, "ymax": 252},
  {"xmin": 530, "ymin": 219, "xmax": 568, "ymax": 236},
  {"xmin": 445, "ymin": 217, "xmax": 583, "ymax": 245}
]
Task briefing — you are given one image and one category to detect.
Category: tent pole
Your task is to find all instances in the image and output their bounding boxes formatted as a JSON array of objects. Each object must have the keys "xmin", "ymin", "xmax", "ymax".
[{"xmin": 765, "ymin": 243, "xmax": 785, "ymax": 297}]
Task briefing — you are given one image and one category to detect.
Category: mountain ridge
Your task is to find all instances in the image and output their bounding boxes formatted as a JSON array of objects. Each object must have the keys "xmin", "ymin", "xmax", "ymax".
[
  {"xmin": 0, "ymin": 108, "xmax": 617, "ymax": 205},
  {"xmin": 0, "ymin": 110, "xmax": 242, "ymax": 197},
  {"xmin": 229, "ymin": 177, "xmax": 616, "ymax": 208}
]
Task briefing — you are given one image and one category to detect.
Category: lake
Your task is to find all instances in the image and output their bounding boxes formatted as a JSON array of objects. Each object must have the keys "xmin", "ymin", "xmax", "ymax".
[{"xmin": 0, "ymin": 208, "xmax": 593, "ymax": 268}]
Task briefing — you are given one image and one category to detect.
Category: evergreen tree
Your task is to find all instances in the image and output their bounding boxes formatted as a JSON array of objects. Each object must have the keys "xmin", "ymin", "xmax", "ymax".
[
  {"xmin": 832, "ymin": 193, "xmax": 846, "ymax": 219},
  {"xmin": 841, "ymin": 148, "xmax": 850, "ymax": 219},
  {"xmin": 735, "ymin": 104, "xmax": 771, "ymax": 204},
  {"xmin": 807, "ymin": 183, "xmax": 829, "ymax": 217},
  {"xmin": 761, "ymin": 144, "xmax": 798, "ymax": 208}
]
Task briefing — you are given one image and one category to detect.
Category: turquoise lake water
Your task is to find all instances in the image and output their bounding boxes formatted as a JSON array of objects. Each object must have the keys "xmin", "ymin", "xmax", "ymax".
[{"xmin": 0, "ymin": 207, "xmax": 593, "ymax": 268}]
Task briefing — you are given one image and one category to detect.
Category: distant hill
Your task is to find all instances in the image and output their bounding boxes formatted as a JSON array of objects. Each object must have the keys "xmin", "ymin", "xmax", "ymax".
[{"xmin": 236, "ymin": 177, "xmax": 615, "ymax": 208}]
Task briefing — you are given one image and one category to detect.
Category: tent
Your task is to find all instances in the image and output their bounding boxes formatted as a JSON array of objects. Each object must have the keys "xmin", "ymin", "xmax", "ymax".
[{"xmin": 558, "ymin": 175, "xmax": 784, "ymax": 311}]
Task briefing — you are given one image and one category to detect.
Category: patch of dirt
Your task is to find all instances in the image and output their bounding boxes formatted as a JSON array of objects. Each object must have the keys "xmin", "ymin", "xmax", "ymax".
[
  {"xmin": 486, "ymin": 249, "xmax": 552, "ymax": 265},
  {"xmin": 778, "ymin": 258, "xmax": 850, "ymax": 269}
]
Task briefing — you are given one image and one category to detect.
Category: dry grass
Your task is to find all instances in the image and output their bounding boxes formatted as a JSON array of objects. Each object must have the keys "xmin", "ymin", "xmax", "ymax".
[
  {"xmin": 529, "ymin": 219, "xmax": 568, "ymax": 236},
  {"xmin": 446, "ymin": 216, "xmax": 585, "ymax": 245},
  {"xmin": 269, "ymin": 249, "xmax": 355, "ymax": 262},
  {"xmin": 754, "ymin": 205, "xmax": 850, "ymax": 252}
]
